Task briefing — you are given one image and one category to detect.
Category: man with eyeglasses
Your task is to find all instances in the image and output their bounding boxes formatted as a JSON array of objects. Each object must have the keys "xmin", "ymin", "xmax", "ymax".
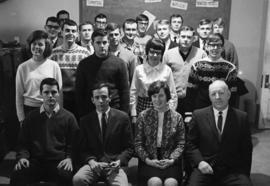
[
  {"xmin": 187, "ymin": 33, "xmax": 240, "ymax": 112},
  {"xmin": 134, "ymin": 14, "xmax": 152, "ymax": 64},
  {"xmin": 44, "ymin": 16, "xmax": 63, "ymax": 48},
  {"xmin": 94, "ymin": 13, "xmax": 107, "ymax": 30}
]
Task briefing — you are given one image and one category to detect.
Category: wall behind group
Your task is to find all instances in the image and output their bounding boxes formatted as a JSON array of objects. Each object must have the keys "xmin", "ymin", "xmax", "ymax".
[
  {"xmin": 0, "ymin": 0, "xmax": 79, "ymax": 43},
  {"xmin": 0, "ymin": 0, "xmax": 267, "ymax": 126}
]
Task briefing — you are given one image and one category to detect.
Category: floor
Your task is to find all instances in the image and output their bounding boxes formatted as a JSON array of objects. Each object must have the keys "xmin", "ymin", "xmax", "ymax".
[{"xmin": 0, "ymin": 129, "xmax": 270, "ymax": 186}]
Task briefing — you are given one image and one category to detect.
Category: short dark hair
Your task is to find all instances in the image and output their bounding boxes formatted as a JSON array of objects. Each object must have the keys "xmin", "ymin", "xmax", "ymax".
[
  {"xmin": 45, "ymin": 16, "xmax": 60, "ymax": 26},
  {"xmin": 106, "ymin": 22, "xmax": 121, "ymax": 32},
  {"xmin": 90, "ymin": 82, "xmax": 112, "ymax": 98},
  {"xmin": 95, "ymin": 13, "xmax": 107, "ymax": 22},
  {"xmin": 207, "ymin": 33, "xmax": 224, "ymax": 46},
  {"xmin": 56, "ymin": 10, "xmax": 70, "ymax": 19},
  {"xmin": 136, "ymin": 14, "xmax": 149, "ymax": 22},
  {"xmin": 27, "ymin": 30, "xmax": 52, "ymax": 58},
  {"xmin": 145, "ymin": 38, "xmax": 166, "ymax": 57},
  {"xmin": 123, "ymin": 18, "xmax": 137, "ymax": 30},
  {"xmin": 91, "ymin": 29, "xmax": 108, "ymax": 42},
  {"xmin": 179, "ymin": 25, "xmax": 195, "ymax": 35},
  {"xmin": 169, "ymin": 14, "xmax": 183, "ymax": 24},
  {"xmin": 62, "ymin": 19, "xmax": 77, "ymax": 30},
  {"xmin": 148, "ymin": 81, "xmax": 171, "ymax": 101},
  {"xmin": 213, "ymin": 17, "xmax": 225, "ymax": 27},
  {"xmin": 40, "ymin": 78, "xmax": 59, "ymax": 93},
  {"xmin": 79, "ymin": 21, "xmax": 94, "ymax": 31},
  {"xmin": 198, "ymin": 18, "xmax": 212, "ymax": 27}
]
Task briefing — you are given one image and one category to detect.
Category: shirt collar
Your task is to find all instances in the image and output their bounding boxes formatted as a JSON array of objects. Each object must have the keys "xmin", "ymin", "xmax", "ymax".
[
  {"xmin": 40, "ymin": 103, "xmax": 60, "ymax": 117},
  {"xmin": 96, "ymin": 107, "xmax": 111, "ymax": 118},
  {"xmin": 213, "ymin": 106, "xmax": 228, "ymax": 117},
  {"xmin": 143, "ymin": 62, "xmax": 164, "ymax": 74}
]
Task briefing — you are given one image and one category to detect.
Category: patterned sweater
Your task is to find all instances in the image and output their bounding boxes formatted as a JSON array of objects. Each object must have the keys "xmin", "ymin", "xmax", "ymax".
[{"xmin": 50, "ymin": 44, "xmax": 90, "ymax": 92}]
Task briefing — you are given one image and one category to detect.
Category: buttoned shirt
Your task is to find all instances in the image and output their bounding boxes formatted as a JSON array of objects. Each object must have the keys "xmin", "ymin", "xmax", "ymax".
[{"xmin": 213, "ymin": 106, "xmax": 228, "ymax": 134}]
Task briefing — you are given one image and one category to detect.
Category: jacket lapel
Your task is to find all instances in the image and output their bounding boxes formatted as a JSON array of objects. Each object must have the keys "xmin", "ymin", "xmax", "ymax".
[
  {"xmin": 220, "ymin": 107, "xmax": 233, "ymax": 142},
  {"xmin": 93, "ymin": 112, "xmax": 103, "ymax": 143},
  {"xmin": 103, "ymin": 109, "xmax": 114, "ymax": 145}
]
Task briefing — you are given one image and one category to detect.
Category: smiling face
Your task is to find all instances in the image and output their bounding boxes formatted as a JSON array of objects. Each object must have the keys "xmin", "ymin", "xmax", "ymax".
[
  {"xmin": 206, "ymin": 40, "xmax": 223, "ymax": 60},
  {"xmin": 93, "ymin": 35, "xmax": 109, "ymax": 58},
  {"xmin": 151, "ymin": 88, "xmax": 168, "ymax": 110},
  {"xmin": 62, "ymin": 24, "xmax": 78, "ymax": 44},
  {"xmin": 45, "ymin": 20, "xmax": 61, "ymax": 39},
  {"xmin": 209, "ymin": 81, "xmax": 230, "ymax": 111},
  {"xmin": 147, "ymin": 48, "xmax": 162, "ymax": 67},
  {"xmin": 41, "ymin": 84, "xmax": 59, "ymax": 109},
  {"xmin": 31, "ymin": 38, "xmax": 46, "ymax": 59},
  {"xmin": 91, "ymin": 86, "xmax": 111, "ymax": 113},
  {"xmin": 123, "ymin": 22, "xmax": 137, "ymax": 40}
]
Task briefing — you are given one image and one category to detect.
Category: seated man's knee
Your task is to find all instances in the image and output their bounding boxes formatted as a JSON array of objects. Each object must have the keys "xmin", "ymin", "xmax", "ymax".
[
  {"xmin": 147, "ymin": 177, "xmax": 162, "ymax": 186},
  {"xmin": 164, "ymin": 178, "xmax": 178, "ymax": 186},
  {"xmin": 73, "ymin": 173, "xmax": 88, "ymax": 186}
]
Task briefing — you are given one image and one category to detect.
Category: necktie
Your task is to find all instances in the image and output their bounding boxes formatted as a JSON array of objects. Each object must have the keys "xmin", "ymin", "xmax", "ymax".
[
  {"xmin": 217, "ymin": 111, "xmax": 223, "ymax": 133},
  {"xmin": 101, "ymin": 113, "xmax": 107, "ymax": 140},
  {"xmin": 202, "ymin": 39, "xmax": 206, "ymax": 50},
  {"xmin": 174, "ymin": 36, "xmax": 177, "ymax": 43}
]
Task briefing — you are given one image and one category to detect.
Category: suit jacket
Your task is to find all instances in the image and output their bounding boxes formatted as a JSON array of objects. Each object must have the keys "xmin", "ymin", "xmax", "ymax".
[
  {"xmin": 186, "ymin": 106, "xmax": 252, "ymax": 176},
  {"xmin": 78, "ymin": 108, "xmax": 134, "ymax": 167}
]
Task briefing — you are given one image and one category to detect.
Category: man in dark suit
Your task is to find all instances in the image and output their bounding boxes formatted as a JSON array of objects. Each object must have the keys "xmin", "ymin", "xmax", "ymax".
[
  {"xmin": 186, "ymin": 80, "xmax": 253, "ymax": 186},
  {"xmin": 73, "ymin": 82, "xmax": 133, "ymax": 186}
]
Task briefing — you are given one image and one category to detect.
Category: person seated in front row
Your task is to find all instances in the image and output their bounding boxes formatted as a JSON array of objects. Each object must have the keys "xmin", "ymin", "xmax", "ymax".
[
  {"xmin": 10, "ymin": 78, "xmax": 79, "ymax": 186},
  {"xmin": 186, "ymin": 80, "xmax": 253, "ymax": 186},
  {"xmin": 135, "ymin": 80, "xmax": 185, "ymax": 186},
  {"xmin": 73, "ymin": 82, "xmax": 133, "ymax": 186}
]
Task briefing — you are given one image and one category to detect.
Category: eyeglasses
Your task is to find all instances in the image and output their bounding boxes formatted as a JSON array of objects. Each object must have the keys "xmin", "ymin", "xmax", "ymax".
[
  {"xmin": 46, "ymin": 25, "xmax": 60, "ymax": 29},
  {"xmin": 208, "ymin": 44, "xmax": 223, "ymax": 49}
]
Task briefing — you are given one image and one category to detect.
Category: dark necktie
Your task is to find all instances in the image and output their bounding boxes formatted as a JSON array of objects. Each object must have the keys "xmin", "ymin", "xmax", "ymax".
[
  {"xmin": 217, "ymin": 111, "xmax": 223, "ymax": 133},
  {"xmin": 202, "ymin": 39, "xmax": 206, "ymax": 50},
  {"xmin": 174, "ymin": 36, "xmax": 177, "ymax": 43},
  {"xmin": 101, "ymin": 113, "xmax": 107, "ymax": 140}
]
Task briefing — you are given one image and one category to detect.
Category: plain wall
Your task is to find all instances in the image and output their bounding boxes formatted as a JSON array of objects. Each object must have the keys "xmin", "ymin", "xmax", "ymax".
[{"xmin": 0, "ymin": 0, "xmax": 79, "ymax": 43}]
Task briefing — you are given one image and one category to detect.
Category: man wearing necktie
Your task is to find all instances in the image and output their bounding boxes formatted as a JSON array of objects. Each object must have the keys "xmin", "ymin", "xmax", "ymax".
[
  {"xmin": 73, "ymin": 82, "xmax": 133, "ymax": 186},
  {"xmin": 186, "ymin": 80, "xmax": 253, "ymax": 186}
]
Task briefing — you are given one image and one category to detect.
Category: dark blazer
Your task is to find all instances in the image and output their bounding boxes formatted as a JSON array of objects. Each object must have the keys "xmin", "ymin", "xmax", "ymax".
[
  {"xmin": 186, "ymin": 106, "xmax": 252, "ymax": 176},
  {"xmin": 78, "ymin": 108, "xmax": 134, "ymax": 167}
]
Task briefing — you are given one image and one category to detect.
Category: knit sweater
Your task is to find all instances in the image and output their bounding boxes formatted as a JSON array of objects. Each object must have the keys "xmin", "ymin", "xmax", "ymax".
[
  {"xmin": 50, "ymin": 44, "xmax": 90, "ymax": 92},
  {"xmin": 75, "ymin": 54, "xmax": 130, "ymax": 117},
  {"xmin": 16, "ymin": 107, "xmax": 79, "ymax": 161},
  {"xmin": 15, "ymin": 58, "xmax": 62, "ymax": 122},
  {"xmin": 187, "ymin": 57, "xmax": 237, "ymax": 110}
]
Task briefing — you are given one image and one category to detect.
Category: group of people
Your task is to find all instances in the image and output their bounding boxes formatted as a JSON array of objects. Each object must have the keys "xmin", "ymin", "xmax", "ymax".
[{"xmin": 11, "ymin": 9, "xmax": 252, "ymax": 186}]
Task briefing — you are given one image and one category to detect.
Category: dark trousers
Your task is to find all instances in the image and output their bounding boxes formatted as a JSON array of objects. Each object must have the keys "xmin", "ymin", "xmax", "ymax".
[
  {"xmin": 63, "ymin": 91, "xmax": 79, "ymax": 121},
  {"xmin": 10, "ymin": 159, "xmax": 73, "ymax": 186},
  {"xmin": 187, "ymin": 168, "xmax": 253, "ymax": 186}
]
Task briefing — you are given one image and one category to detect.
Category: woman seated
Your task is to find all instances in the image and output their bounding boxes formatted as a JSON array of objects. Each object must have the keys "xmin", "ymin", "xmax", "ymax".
[
  {"xmin": 135, "ymin": 80, "xmax": 185, "ymax": 186},
  {"xmin": 130, "ymin": 38, "xmax": 177, "ymax": 124}
]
